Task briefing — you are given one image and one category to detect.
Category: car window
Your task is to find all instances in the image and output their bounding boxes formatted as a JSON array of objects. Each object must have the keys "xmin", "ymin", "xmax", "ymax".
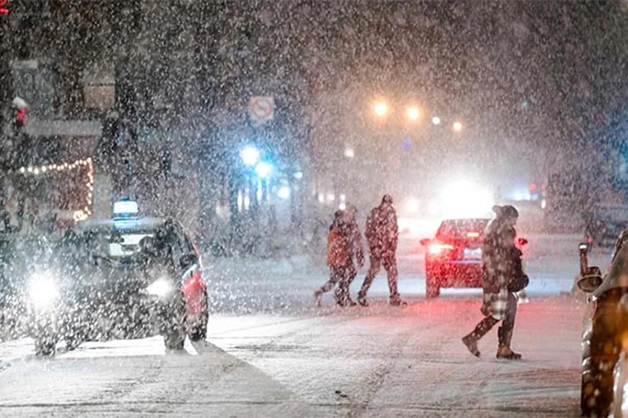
[
  {"xmin": 436, "ymin": 220, "xmax": 489, "ymax": 240},
  {"xmin": 59, "ymin": 228, "xmax": 154, "ymax": 261}
]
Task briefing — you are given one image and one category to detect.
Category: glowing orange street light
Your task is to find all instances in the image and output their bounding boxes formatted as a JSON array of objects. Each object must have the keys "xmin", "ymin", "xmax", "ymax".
[
  {"xmin": 406, "ymin": 106, "xmax": 420, "ymax": 121},
  {"xmin": 373, "ymin": 101, "xmax": 388, "ymax": 117},
  {"xmin": 453, "ymin": 121, "xmax": 463, "ymax": 132}
]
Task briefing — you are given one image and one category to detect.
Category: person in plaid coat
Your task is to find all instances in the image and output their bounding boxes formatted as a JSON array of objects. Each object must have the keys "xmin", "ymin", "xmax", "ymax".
[{"xmin": 462, "ymin": 205, "xmax": 526, "ymax": 360}]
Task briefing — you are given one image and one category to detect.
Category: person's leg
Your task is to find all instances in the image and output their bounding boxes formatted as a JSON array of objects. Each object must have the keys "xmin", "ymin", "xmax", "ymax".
[
  {"xmin": 383, "ymin": 254, "xmax": 400, "ymax": 302},
  {"xmin": 335, "ymin": 265, "xmax": 352, "ymax": 306},
  {"xmin": 462, "ymin": 315, "xmax": 499, "ymax": 357},
  {"xmin": 338, "ymin": 262, "xmax": 357, "ymax": 305},
  {"xmin": 497, "ymin": 292, "xmax": 521, "ymax": 359},
  {"xmin": 357, "ymin": 255, "xmax": 381, "ymax": 303},
  {"xmin": 315, "ymin": 267, "xmax": 341, "ymax": 306}
]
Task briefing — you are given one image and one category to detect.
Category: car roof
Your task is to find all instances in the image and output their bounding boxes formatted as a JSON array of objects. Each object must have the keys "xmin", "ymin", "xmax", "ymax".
[
  {"xmin": 439, "ymin": 218, "xmax": 491, "ymax": 224},
  {"xmin": 71, "ymin": 217, "xmax": 168, "ymax": 233}
]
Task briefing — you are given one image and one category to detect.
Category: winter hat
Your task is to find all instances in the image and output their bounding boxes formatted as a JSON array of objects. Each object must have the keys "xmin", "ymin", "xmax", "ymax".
[
  {"xmin": 492, "ymin": 204, "xmax": 519, "ymax": 219},
  {"xmin": 11, "ymin": 96, "xmax": 28, "ymax": 110},
  {"xmin": 381, "ymin": 194, "xmax": 393, "ymax": 204}
]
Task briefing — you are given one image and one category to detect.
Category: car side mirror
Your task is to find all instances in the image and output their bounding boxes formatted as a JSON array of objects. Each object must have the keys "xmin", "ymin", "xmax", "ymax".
[
  {"xmin": 577, "ymin": 267, "xmax": 603, "ymax": 293},
  {"xmin": 517, "ymin": 238, "xmax": 528, "ymax": 246},
  {"xmin": 179, "ymin": 253, "xmax": 196, "ymax": 269},
  {"xmin": 420, "ymin": 239, "xmax": 431, "ymax": 246}
]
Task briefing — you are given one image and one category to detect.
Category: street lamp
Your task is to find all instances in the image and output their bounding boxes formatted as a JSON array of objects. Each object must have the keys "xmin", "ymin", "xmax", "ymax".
[
  {"xmin": 255, "ymin": 161, "xmax": 272, "ymax": 178},
  {"xmin": 373, "ymin": 101, "xmax": 388, "ymax": 117},
  {"xmin": 431, "ymin": 116, "xmax": 441, "ymax": 126},
  {"xmin": 344, "ymin": 146, "xmax": 355, "ymax": 158},
  {"xmin": 241, "ymin": 146, "xmax": 260, "ymax": 166},
  {"xmin": 453, "ymin": 121, "xmax": 463, "ymax": 133},
  {"xmin": 406, "ymin": 106, "xmax": 420, "ymax": 121}
]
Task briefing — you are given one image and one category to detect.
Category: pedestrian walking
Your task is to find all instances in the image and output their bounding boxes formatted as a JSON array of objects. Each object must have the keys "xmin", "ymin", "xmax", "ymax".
[
  {"xmin": 357, "ymin": 195, "xmax": 404, "ymax": 306},
  {"xmin": 335, "ymin": 204, "xmax": 365, "ymax": 305},
  {"xmin": 314, "ymin": 210, "xmax": 355, "ymax": 307},
  {"xmin": 462, "ymin": 205, "xmax": 529, "ymax": 360}
]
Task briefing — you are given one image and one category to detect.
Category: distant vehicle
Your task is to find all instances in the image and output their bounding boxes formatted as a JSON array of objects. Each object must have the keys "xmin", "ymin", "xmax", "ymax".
[
  {"xmin": 577, "ymin": 232, "xmax": 628, "ymax": 417},
  {"xmin": 584, "ymin": 204, "xmax": 628, "ymax": 248},
  {"xmin": 24, "ymin": 200, "xmax": 208, "ymax": 355},
  {"xmin": 420, "ymin": 218, "xmax": 490, "ymax": 298}
]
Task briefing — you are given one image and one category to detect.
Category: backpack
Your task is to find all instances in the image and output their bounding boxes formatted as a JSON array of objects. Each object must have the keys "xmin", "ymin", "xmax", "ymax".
[{"xmin": 327, "ymin": 226, "xmax": 349, "ymax": 267}]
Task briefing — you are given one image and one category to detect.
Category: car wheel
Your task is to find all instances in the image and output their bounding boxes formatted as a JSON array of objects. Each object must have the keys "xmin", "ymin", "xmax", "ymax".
[
  {"xmin": 188, "ymin": 292, "xmax": 208, "ymax": 342},
  {"xmin": 425, "ymin": 271, "xmax": 440, "ymax": 299},
  {"xmin": 163, "ymin": 292, "xmax": 186, "ymax": 351}
]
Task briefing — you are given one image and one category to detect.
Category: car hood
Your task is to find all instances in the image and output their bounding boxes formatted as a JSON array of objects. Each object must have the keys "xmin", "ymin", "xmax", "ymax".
[{"xmin": 593, "ymin": 244, "xmax": 628, "ymax": 299}]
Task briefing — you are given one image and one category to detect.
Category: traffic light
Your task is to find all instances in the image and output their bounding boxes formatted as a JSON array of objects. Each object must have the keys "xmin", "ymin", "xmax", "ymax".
[
  {"xmin": 0, "ymin": 0, "xmax": 9, "ymax": 15},
  {"xmin": 11, "ymin": 96, "xmax": 28, "ymax": 130}
]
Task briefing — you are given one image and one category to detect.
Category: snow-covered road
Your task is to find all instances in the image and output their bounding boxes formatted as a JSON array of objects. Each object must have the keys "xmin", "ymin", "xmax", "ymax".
[
  {"xmin": 0, "ymin": 298, "xmax": 585, "ymax": 417},
  {"xmin": 0, "ymin": 234, "xmax": 609, "ymax": 416}
]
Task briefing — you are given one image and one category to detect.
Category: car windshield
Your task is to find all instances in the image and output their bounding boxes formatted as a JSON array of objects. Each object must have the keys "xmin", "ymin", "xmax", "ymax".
[
  {"xmin": 60, "ymin": 228, "xmax": 155, "ymax": 262},
  {"xmin": 435, "ymin": 219, "xmax": 489, "ymax": 240}
]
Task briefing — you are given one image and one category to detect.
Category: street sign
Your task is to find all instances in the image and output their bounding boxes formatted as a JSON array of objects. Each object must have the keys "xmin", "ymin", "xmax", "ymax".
[{"xmin": 249, "ymin": 96, "xmax": 274, "ymax": 124}]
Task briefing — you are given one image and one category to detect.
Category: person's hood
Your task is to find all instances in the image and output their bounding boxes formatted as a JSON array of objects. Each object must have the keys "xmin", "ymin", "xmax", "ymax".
[
  {"xmin": 593, "ymin": 243, "xmax": 628, "ymax": 298},
  {"xmin": 11, "ymin": 97, "xmax": 28, "ymax": 110}
]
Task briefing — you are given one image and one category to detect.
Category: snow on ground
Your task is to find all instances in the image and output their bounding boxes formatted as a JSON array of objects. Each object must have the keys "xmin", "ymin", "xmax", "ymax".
[
  {"xmin": 0, "ymin": 233, "xmax": 610, "ymax": 416},
  {"xmin": 0, "ymin": 297, "xmax": 585, "ymax": 417}
]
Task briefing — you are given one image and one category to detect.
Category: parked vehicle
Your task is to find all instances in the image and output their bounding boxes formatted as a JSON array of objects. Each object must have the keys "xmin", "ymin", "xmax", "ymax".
[{"xmin": 577, "ymin": 231, "xmax": 628, "ymax": 416}]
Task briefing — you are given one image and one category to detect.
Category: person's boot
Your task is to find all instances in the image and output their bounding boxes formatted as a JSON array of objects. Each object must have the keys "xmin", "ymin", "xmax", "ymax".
[
  {"xmin": 334, "ymin": 291, "xmax": 347, "ymax": 308},
  {"xmin": 357, "ymin": 291, "xmax": 369, "ymax": 307},
  {"xmin": 496, "ymin": 326, "xmax": 521, "ymax": 360},
  {"xmin": 462, "ymin": 316, "xmax": 499, "ymax": 357},
  {"xmin": 389, "ymin": 294, "xmax": 407, "ymax": 306},
  {"xmin": 462, "ymin": 334, "xmax": 480, "ymax": 357}
]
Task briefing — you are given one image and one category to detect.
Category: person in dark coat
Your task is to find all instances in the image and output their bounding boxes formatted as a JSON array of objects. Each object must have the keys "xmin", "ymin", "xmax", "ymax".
[
  {"xmin": 357, "ymin": 195, "xmax": 404, "ymax": 306},
  {"xmin": 462, "ymin": 205, "xmax": 528, "ymax": 360}
]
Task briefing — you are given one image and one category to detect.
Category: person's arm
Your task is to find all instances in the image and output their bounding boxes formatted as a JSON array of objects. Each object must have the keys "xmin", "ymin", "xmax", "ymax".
[
  {"xmin": 353, "ymin": 223, "xmax": 365, "ymax": 266},
  {"xmin": 390, "ymin": 211, "xmax": 399, "ymax": 250}
]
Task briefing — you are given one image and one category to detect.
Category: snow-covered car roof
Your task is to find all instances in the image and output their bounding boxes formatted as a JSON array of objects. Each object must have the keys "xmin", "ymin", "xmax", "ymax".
[{"xmin": 71, "ymin": 217, "xmax": 169, "ymax": 233}]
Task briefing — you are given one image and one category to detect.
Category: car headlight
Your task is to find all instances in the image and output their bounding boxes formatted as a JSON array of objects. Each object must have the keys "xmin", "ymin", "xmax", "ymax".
[
  {"xmin": 28, "ymin": 273, "xmax": 59, "ymax": 309},
  {"xmin": 146, "ymin": 277, "xmax": 173, "ymax": 298}
]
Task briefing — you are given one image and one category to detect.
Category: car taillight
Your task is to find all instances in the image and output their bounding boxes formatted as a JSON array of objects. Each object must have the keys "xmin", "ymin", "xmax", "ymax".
[
  {"xmin": 429, "ymin": 243, "xmax": 454, "ymax": 255},
  {"xmin": 467, "ymin": 232, "xmax": 480, "ymax": 238}
]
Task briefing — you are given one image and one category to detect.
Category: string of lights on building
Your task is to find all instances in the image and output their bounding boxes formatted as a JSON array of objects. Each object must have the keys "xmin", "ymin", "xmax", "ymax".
[{"xmin": 17, "ymin": 158, "xmax": 94, "ymax": 222}]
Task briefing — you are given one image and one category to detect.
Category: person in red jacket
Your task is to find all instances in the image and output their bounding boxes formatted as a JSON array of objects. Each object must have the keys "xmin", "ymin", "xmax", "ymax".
[{"xmin": 314, "ymin": 210, "xmax": 354, "ymax": 307}]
